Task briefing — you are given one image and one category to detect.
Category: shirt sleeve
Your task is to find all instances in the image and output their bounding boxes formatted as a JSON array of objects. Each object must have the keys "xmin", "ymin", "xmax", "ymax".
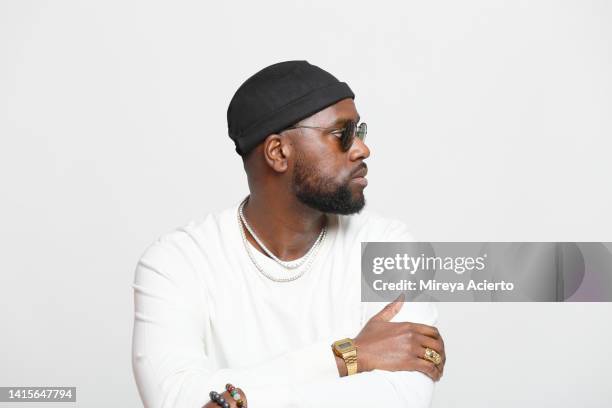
[
  {"xmin": 251, "ymin": 217, "xmax": 439, "ymax": 408},
  {"xmin": 246, "ymin": 301, "xmax": 438, "ymax": 408},
  {"xmin": 132, "ymin": 239, "xmax": 341, "ymax": 408},
  {"xmin": 340, "ymin": 216, "xmax": 438, "ymax": 408}
]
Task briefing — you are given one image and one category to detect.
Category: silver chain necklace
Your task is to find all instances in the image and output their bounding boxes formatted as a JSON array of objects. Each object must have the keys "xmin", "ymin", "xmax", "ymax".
[
  {"xmin": 239, "ymin": 197, "xmax": 326, "ymax": 268},
  {"xmin": 238, "ymin": 197, "xmax": 327, "ymax": 282}
]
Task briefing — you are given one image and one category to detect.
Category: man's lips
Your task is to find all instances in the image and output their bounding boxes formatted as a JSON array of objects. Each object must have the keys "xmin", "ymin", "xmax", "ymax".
[
  {"xmin": 351, "ymin": 164, "xmax": 368, "ymax": 179},
  {"xmin": 351, "ymin": 164, "xmax": 368, "ymax": 187}
]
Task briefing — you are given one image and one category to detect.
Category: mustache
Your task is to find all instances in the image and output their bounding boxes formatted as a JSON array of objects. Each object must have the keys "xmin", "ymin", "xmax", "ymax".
[{"xmin": 351, "ymin": 162, "xmax": 368, "ymax": 177}]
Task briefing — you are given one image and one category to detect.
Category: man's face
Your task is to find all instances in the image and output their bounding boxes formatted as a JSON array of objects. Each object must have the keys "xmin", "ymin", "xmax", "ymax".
[{"xmin": 289, "ymin": 98, "xmax": 371, "ymax": 215}]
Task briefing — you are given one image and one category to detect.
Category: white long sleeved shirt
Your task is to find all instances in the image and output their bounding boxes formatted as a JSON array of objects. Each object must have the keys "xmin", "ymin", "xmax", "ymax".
[{"xmin": 132, "ymin": 201, "xmax": 438, "ymax": 408}]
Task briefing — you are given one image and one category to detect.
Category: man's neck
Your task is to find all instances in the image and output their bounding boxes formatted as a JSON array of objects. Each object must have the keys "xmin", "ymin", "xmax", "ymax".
[{"xmin": 242, "ymin": 192, "xmax": 327, "ymax": 261}]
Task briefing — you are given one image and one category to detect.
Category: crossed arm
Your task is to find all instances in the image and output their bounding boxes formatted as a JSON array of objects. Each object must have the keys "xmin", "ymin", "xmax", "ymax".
[
  {"xmin": 132, "ymin": 242, "xmax": 446, "ymax": 408},
  {"xmin": 198, "ymin": 299, "xmax": 446, "ymax": 408}
]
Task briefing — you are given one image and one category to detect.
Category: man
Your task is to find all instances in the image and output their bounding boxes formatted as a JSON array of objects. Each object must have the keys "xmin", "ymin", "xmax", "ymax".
[{"xmin": 132, "ymin": 60, "xmax": 446, "ymax": 408}]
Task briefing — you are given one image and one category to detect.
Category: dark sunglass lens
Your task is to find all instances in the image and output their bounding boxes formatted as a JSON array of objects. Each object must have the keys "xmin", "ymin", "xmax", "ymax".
[
  {"xmin": 356, "ymin": 123, "xmax": 367, "ymax": 140},
  {"xmin": 342, "ymin": 122, "xmax": 356, "ymax": 151}
]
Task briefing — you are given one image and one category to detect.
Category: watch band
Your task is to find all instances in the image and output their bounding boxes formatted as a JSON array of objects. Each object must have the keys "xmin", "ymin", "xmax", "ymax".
[
  {"xmin": 332, "ymin": 338, "xmax": 358, "ymax": 376},
  {"xmin": 344, "ymin": 349, "xmax": 358, "ymax": 375}
]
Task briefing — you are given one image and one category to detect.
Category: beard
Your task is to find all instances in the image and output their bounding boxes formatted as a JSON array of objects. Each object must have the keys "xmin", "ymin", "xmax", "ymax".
[{"xmin": 291, "ymin": 153, "xmax": 365, "ymax": 215}]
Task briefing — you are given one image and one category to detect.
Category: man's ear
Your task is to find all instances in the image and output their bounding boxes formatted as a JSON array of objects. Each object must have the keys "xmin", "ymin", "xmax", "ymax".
[{"xmin": 263, "ymin": 133, "xmax": 291, "ymax": 173}]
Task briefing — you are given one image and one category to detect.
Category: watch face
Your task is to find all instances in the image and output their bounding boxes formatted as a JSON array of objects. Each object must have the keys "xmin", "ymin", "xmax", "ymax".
[{"xmin": 334, "ymin": 338, "xmax": 355, "ymax": 353}]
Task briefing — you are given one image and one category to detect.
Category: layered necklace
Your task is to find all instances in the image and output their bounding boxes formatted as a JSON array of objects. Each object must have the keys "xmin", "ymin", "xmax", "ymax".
[{"xmin": 237, "ymin": 196, "xmax": 327, "ymax": 282}]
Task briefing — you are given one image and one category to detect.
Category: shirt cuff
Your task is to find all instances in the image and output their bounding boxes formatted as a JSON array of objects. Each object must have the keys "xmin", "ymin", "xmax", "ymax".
[{"xmin": 286, "ymin": 339, "xmax": 340, "ymax": 384}]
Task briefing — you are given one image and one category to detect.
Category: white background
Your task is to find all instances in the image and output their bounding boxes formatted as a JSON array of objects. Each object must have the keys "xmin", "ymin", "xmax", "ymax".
[{"xmin": 1, "ymin": 1, "xmax": 611, "ymax": 407}]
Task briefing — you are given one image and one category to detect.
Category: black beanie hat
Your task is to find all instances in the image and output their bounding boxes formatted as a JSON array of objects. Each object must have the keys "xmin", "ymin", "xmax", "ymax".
[{"xmin": 227, "ymin": 60, "xmax": 355, "ymax": 156}]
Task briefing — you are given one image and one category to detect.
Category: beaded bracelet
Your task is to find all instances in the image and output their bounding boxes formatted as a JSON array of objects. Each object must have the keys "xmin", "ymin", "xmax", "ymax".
[
  {"xmin": 208, "ymin": 384, "xmax": 246, "ymax": 408},
  {"xmin": 209, "ymin": 391, "xmax": 230, "ymax": 408},
  {"xmin": 225, "ymin": 383, "xmax": 246, "ymax": 408}
]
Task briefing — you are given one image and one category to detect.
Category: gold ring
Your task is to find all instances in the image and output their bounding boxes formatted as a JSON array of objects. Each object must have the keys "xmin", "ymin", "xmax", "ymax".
[{"xmin": 424, "ymin": 347, "xmax": 442, "ymax": 365}]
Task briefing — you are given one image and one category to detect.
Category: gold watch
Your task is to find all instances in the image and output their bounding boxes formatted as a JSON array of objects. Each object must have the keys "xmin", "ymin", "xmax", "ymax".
[{"xmin": 332, "ymin": 338, "xmax": 358, "ymax": 375}]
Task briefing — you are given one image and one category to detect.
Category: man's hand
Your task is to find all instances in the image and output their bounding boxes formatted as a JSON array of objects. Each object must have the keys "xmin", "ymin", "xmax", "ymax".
[
  {"xmin": 353, "ymin": 295, "xmax": 446, "ymax": 381},
  {"xmin": 201, "ymin": 387, "xmax": 247, "ymax": 408}
]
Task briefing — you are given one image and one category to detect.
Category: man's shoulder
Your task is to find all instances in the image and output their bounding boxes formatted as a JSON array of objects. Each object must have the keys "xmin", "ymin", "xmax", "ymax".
[
  {"xmin": 137, "ymin": 203, "xmax": 239, "ymax": 262},
  {"xmin": 336, "ymin": 208, "xmax": 416, "ymax": 242}
]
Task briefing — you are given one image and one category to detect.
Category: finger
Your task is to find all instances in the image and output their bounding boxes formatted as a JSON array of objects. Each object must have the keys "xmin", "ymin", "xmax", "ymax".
[
  {"xmin": 435, "ymin": 361, "xmax": 444, "ymax": 378},
  {"xmin": 371, "ymin": 293, "xmax": 405, "ymax": 322},
  {"xmin": 229, "ymin": 388, "xmax": 245, "ymax": 400},
  {"xmin": 426, "ymin": 358, "xmax": 442, "ymax": 381},
  {"xmin": 437, "ymin": 348, "xmax": 446, "ymax": 375},
  {"xmin": 422, "ymin": 334, "xmax": 445, "ymax": 365},
  {"xmin": 398, "ymin": 321, "xmax": 440, "ymax": 339},
  {"xmin": 414, "ymin": 358, "xmax": 441, "ymax": 381},
  {"xmin": 426, "ymin": 356, "xmax": 444, "ymax": 378},
  {"xmin": 417, "ymin": 345, "xmax": 443, "ymax": 378},
  {"xmin": 414, "ymin": 333, "xmax": 444, "ymax": 356},
  {"xmin": 434, "ymin": 347, "xmax": 446, "ymax": 374}
]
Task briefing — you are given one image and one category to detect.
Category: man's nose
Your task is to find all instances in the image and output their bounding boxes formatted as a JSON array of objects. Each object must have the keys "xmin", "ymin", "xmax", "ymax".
[{"xmin": 348, "ymin": 137, "xmax": 371, "ymax": 161}]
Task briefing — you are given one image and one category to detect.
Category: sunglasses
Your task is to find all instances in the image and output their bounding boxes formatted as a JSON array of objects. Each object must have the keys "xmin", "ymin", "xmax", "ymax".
[{"xmin": 284, "ymin": 121, "xmax": 367, "ymax": 151}]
